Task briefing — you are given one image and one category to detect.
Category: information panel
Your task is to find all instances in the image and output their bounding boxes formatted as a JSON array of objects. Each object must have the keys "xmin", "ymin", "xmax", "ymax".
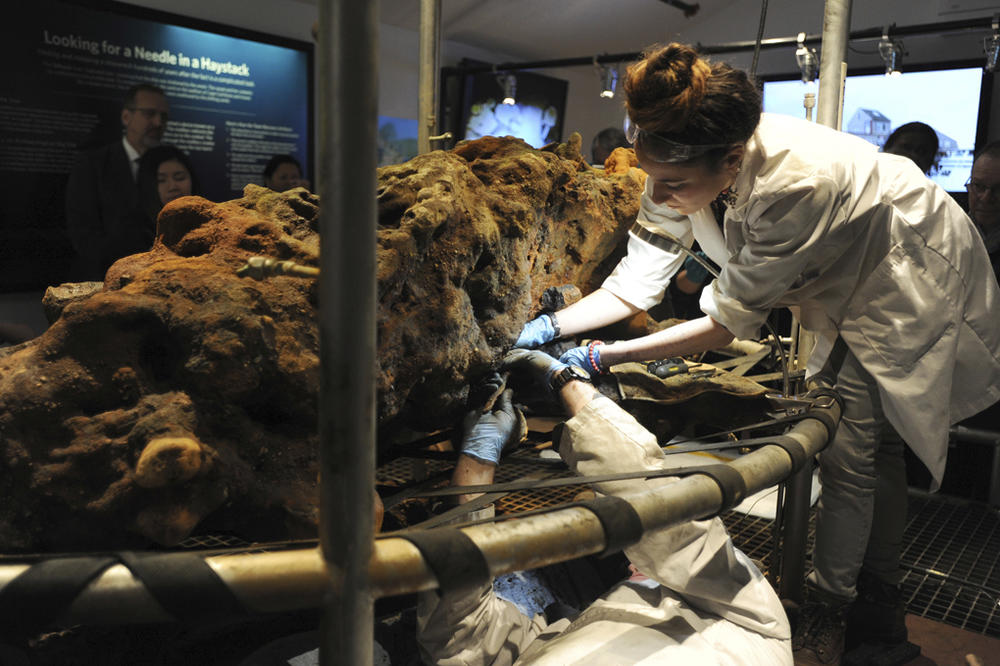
[{"xmin": 0, "ymin": 0, "xmax": 312, "ymax": 290}]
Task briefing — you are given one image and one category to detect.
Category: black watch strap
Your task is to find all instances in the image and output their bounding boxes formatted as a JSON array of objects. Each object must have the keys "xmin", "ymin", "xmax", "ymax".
[{"xmin": 550, "ymin": 365, "xmax": 592, "ymax": 392}]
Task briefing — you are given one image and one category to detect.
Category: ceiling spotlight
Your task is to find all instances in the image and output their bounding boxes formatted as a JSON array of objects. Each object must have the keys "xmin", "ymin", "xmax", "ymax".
[
  {"xmin": 600, "ymin": 66, "xmax": 618, "ymax": 99},
  {"xmin": 794, "ymin": 32, "xmax": 818, "ymax": 84},
  {"xmin": 594, "ymin": 57, "xmax": 618, "ymax": 99},
  {"xmin": 878, "ymin": 27, "xmax": 903, "ymax": 77},
  {"xmin": 985, "ymin": 14, "xmax": 1000, "ymax": 73},
  {"xmin": 497, "ymin": 72, "xmax": 517, "ymax": 105}
]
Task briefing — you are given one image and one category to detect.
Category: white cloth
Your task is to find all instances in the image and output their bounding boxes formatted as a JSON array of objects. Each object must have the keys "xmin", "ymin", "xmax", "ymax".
[
  {"xmin": 601, "ymin": 113, "xmax": 1000, "ymax": 486},
  {"xmin": 417, "ymin": 397, "xmax": 791, "ymax": 665},
  {"xmin": 121, "ymin": 135, "xmax": 141, "ymax": 181}
]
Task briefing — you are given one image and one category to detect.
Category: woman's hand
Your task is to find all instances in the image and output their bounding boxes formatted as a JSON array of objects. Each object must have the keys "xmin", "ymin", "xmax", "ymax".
[
  {"xmin": 559, "ymin": 344, "xmax": 601, "ymax": 376},
  {"xmin": 513, "ymin": 314, "xmax": 557, "ymax": 349}
]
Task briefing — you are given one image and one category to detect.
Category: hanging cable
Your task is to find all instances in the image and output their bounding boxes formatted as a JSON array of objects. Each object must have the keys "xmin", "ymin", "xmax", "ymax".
[{"xmin": 749, "ymin": 0, "xmax": 769, "ymax": 78}]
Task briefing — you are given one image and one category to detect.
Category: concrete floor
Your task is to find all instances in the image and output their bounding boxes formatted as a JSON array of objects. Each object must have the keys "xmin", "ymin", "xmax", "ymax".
[{"xmin": 903, "ymin": 614, "xmax": 1000, "ymax": 666}]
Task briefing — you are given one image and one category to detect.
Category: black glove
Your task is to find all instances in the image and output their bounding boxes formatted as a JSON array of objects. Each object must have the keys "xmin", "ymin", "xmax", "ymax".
[
  {"xmin": 459, "ymin": 388, "xmax": 519, "ymax": 465},
  {"xmin": 501, "ymin": 348, "xmax": 569, "ymax": 386}
]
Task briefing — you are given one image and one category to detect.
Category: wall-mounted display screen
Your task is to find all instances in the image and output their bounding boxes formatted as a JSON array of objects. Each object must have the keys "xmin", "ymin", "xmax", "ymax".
[
  {"xmin": 460, "ymin": 69, "xmax": 568, "ymax": 149},
  {"xmin": 0, "ymin": 0, "xmax": 313, "ymax": 291},
  {"xmin": 763, "ymin": 64, "xmax": 987, "ymax": 193}
]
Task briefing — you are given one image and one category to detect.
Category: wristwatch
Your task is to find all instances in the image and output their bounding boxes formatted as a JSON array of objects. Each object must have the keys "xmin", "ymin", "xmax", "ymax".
[{"xmin": 550, "ymin": 365, "xmax": 592, "ymax": 392}]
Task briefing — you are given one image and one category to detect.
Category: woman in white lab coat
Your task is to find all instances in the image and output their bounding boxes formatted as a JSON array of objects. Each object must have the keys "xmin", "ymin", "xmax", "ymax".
[{"xmin": 515, "ymin": 42, "xmax": 1000, "ymax": 662}]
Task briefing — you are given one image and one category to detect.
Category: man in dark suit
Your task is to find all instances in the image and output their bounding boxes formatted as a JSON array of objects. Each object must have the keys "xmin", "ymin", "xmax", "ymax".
[{"xmin": 65, "ymin": 83, "xmax": 169, "ymax": 280}]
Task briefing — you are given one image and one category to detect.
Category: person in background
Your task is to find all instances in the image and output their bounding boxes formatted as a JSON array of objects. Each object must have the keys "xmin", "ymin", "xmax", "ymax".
[
  {"xmin": 417, "ymin": 350, "xmax": 792, "ymax": 665},
  {"xmin": 66, "ymin": 83, "xmax": 169, "ymax": 280},
  {"xmin": 514, "ymin": 42, "xmax": 1000, "ymax": 663},
  {"xmin": 132, "ymin": 145, "xmax": 199, "ymax": 244},
  {"xmin": 967, "ymin": 141, "xmax": 1000, "ymax": 283},
  {"xmin": 262, "ymin": 155, "xmax": 309, "ymax": 191},
  {"xmin": 881, "ymin": 121, "xmax": 939, "ymax": 175},
  {"xmin": 591, "ymin": 126, "xmax": 629, "ymax": 166}
]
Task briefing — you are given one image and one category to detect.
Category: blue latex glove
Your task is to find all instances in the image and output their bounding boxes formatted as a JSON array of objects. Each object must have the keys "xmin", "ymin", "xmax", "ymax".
[
  {"xmin": 514, "ymin": 314, "xmax": 557, "ymax": 349},
  {"xmin": 460, "ymin": 389, "xmax": 518, "ymax": 465},
  {"xmin": 501, "ymin": 349, "xmax": 568, "ymax": 387},
  {"xmin": 682, "ymin": 251, "xmax": 712, "ymax": 286},
  {"xmin": 559, "ymin": 345, "xmax": 600, "ymax": 377}
]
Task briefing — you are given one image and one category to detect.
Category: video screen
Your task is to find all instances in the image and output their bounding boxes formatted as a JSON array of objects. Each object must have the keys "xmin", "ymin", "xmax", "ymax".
[
  {"xmin": 763, "ymin": 66, "xmax": 986, "ymax": 192},
  {"xmin": 0, "ymin": 0, "xmax": 313, "ymax": 290},
  {"xmin": 461, "ymin": 70, "xmax": 568, "ymax": 149}
]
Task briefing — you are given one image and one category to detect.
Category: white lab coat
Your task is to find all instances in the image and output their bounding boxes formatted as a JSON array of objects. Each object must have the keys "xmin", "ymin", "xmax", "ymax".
[
  {"xmin": 417, "ymin": 397, "xmax": 792, "ymax": 665},
  {"xmin": 602, "ymin": 113, "xmax": 1000, "ymax": 486}
]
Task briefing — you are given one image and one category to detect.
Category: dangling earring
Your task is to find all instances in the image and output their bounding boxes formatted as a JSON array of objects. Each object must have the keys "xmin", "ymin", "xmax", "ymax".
[
  {"xmin": 718, "ymin": 159, "xmax": 742, "ymax": 207},
  {"xmin": 718, "ymin": 186, "xmax": 738, "ymax": 208}
]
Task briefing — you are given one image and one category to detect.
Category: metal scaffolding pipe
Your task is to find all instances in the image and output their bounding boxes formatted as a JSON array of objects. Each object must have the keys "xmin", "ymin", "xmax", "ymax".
[
  {"xmin": 771, "ymin": 0, "xmax": 853, "ymax": 604},
  {"xmin": 371, "ymin": 404, "xmax": 838, "ymax": 597},
  {"xmin": 417, "ymin": 0, "xmax": 441, "ymax": 154},
  {"xmin": 317, "ymin": 0, "xmax": 378, "ymax": 663},
  {"xmin": 0, "ymin": 399, "xmax": 840, "ymax": 624},
  {"xmin": 816, "ymin": 0, "xmax": 852, "ymax": 130}
]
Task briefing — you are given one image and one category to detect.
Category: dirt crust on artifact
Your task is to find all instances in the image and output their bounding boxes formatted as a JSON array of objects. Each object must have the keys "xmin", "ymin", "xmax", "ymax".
[{"xmin": 0, "ymin": 136, "xmax": 642, "ymax": 551}]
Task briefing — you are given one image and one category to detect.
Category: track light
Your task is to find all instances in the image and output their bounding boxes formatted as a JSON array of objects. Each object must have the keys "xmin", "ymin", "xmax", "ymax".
[
  {"xmin": 985, "ymin": 14, "xmax": 1000, "ymax": 73},
  {"xmin": 594, "ymin": 58, "xmax": 618, "ymax": 99},
  {"xmin": 497, "ymin": 72, "xmax": 516, "ymax": 105},
  {"xmin": 878, "ymin": 27, "xmax": 903, "ymax": 77},
  {"xmin": 600, "ymin": 66, "xmax": 617, "ymax": 99},
  {"xmin": 794, "ymin": 32, "xmax": 818, "ymax": 83}
]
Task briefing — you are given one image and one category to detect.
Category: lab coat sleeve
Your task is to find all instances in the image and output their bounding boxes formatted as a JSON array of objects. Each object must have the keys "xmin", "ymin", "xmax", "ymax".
[
  {"xmin": 601, "ymin": 190, "xmax": 693, "ymax": 310},
  {"xmin": 415, "ymin": 505, "xmax": 554, "ymax": 665},
  {"xmin": 701, "ymin": 175, "xmax": 844, "ymax": 340},
  {"xmin": 416, "ymin": 580, "xmax": 551, "ymax": 666},
  {"xmin": 558, "ymin": 397, "xmax": 792, "ymax": 641}
]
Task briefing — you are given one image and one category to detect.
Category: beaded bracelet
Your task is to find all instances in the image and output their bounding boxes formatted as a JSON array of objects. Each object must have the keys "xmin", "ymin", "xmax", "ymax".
[{"xmin": 587, "ymin": 340, "xmax": 605, "ymax": 374}]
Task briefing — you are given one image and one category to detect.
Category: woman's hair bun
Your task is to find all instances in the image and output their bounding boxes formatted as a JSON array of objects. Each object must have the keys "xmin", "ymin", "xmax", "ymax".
[
  {"xmin": 625, "ymin": 43, "xmax": 711, "ymax": 132},
  {"xmin": 624, "ymin": 41, "xmax": 761, "ymax": 153}
]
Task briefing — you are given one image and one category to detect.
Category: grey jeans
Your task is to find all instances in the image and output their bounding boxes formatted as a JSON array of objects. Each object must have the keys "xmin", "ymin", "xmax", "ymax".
[{"xmin": 807, "ymin": 338, "xmax": 908, "ymax": 600}]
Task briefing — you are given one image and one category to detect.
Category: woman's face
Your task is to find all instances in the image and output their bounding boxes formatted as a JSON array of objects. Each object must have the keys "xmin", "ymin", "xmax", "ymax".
[
  {"xmin": 635, "ymin": 145, "xmax": 743, "ymax": 215},
  {"xmin": 267, "ymin": 162, "xmax": 303, "ymax": 191},
  {"xmin": 157, "ymin": 159, "xmax": 192, "ymax": 206}
]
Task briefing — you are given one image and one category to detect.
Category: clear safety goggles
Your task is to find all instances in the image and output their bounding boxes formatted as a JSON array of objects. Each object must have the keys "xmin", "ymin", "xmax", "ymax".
[{"xmin": 624, "ymin": 116, "xmax": 731, "ymax": 163}]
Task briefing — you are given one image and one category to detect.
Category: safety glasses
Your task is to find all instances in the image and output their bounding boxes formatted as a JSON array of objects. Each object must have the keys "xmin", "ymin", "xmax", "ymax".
[{"xmin": 624, "ymin": 116, "xmax": 731, "ymax": 163}]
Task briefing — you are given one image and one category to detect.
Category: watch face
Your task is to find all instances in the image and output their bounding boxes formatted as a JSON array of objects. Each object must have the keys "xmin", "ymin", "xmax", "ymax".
[{"xmin": 569, "ymin": 366, "xmax": 590, "ymax": 380}]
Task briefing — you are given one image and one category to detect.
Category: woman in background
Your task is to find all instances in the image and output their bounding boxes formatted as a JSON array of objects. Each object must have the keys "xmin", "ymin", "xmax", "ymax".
[
  {"xmin": 119, "ymin": 144, "xmax": 199, "ymax": 256},
  {"xmin": 262, "ymin": 154, "xmax": 308, "ymax": 191}
]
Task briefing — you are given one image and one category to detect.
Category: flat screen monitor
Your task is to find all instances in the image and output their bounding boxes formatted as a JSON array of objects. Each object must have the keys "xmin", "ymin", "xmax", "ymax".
[
  {"xmin": 460, "ymin": 69, "xmax": 568, "ymax": 149},
  {"xmin": 762, "ymin": 63, "xmax": 988, "ymax": 193},
  {"xmin": 0, "ymin": 0, "xmax": 313, "ymax": 291}
]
